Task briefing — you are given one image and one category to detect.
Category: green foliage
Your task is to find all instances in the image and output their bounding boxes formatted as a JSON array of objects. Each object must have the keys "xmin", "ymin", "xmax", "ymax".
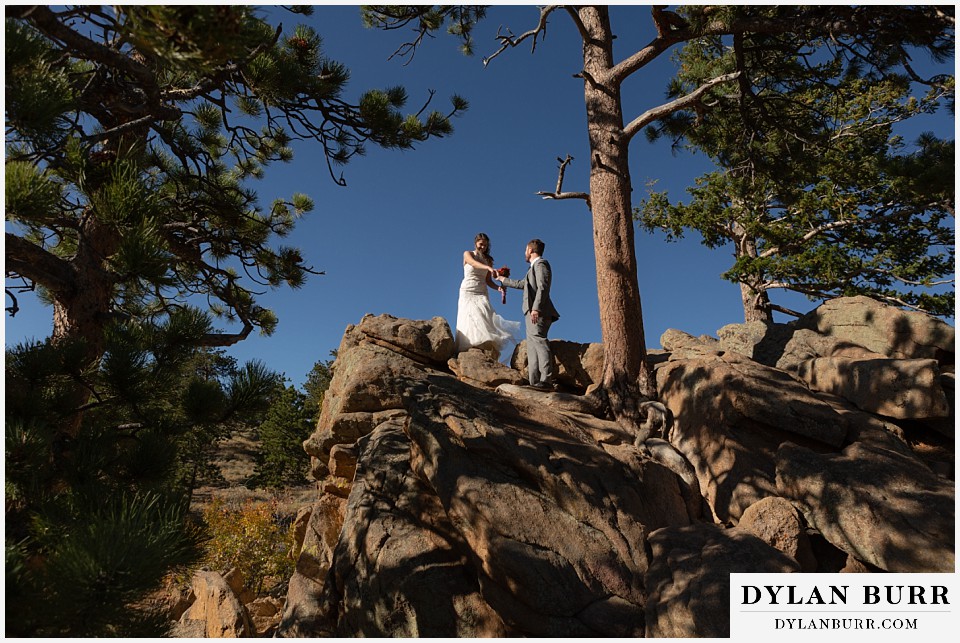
[
  {"xmin": 637, "ymin": 6, "xmax": 954, "ymax": 318},
  {"xmin": 201, "ymin": 498, "xmax": 297, "ymax": 594},
  {"xmin": 250, "ymin": 354, "xmax": 335, "ymax": 488},
  {"xmin": 5, "ymin": 5, "xmax": 467, "ymax": 375},
  {"xmin": 4, "ymin": 313, "xmax": 282, "ymax": 636},
  {"xmin": 4, "ymin": 19, "xmax": 76, "ymax": 147},
  {"xmin": 251, "ymin": 385, "xmax": 314, "ymax": 489},
  {"xmin": 361, "ymin": 5, "xmax": 487, "ymax": 57}
]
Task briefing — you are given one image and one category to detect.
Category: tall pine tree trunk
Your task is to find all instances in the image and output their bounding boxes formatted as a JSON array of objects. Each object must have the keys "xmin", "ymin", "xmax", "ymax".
[
  {"xmin": 739, "ymin": 281, "xmax": 772, "ymax": 323},
  {"xmin": 731, "ymin": 219, "xmax": 773, "ymax": 324},
  {"xmin": 52, "ymin": 216, "xmax": 120, "ymax": 437},
  {"xmin": 579, "ymin": 7, "xmax": 656, "ymax": 435}
]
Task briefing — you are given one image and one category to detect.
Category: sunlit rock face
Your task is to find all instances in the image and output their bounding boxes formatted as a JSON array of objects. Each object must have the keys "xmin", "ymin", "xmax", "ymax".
[{"xmin": 277, "ymin": 297, "xmax": 954, "ymax": 637}]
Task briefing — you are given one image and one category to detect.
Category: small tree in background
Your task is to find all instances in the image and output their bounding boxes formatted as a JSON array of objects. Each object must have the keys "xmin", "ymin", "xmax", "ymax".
[
  {"xmin": 201, "ymin": 498, "xmax": 296, "ymax": 595},
  {"xmin": 251, "ymin": 385, "xmax": 314, "ymax": 489}
]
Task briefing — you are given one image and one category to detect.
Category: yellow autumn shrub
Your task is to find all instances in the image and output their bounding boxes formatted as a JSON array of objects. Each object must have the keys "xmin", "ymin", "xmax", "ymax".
[{"xmin": 201, "ymin": 497, "xmax": 296, "ymax": 594}]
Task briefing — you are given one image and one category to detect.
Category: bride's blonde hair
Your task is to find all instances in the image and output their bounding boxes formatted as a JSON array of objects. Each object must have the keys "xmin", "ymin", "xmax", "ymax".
[{"xmin": 474, "ymin": 232, "xmax": 494, "ymax": 265}]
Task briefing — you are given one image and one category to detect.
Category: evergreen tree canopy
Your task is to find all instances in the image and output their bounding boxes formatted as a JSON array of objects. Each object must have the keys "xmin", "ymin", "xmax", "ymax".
[
  {"xmin": 636, "ymin": 6, "xmax": 954, "ymax": 320},
  {"xmin": 250, "ymin": 384, "xmax": 313, "ymax": 488},
  {"xmin": 5, "ymin": 311, "xmax": 281, "ymax": 636},
  {"xmin": 5, "ymin": 5, "xmax": 467, "ymax": 364}
]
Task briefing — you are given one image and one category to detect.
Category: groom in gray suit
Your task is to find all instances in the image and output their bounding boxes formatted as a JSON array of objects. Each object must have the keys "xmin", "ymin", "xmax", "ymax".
[{"xmin": 498, "ymin": 238, "xmax": 560, "ymax": 390}]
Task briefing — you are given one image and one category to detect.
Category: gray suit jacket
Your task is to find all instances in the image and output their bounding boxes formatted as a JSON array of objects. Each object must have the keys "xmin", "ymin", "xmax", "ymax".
[{"xmin": 501, "ymin": 259, "xmax": 560, "ymax": 321}]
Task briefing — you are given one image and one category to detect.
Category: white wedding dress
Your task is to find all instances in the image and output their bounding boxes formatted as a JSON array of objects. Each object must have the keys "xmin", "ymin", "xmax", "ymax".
[{"xmin": 455, "ymin": 263, "xmax": 522, "ymax": 362}]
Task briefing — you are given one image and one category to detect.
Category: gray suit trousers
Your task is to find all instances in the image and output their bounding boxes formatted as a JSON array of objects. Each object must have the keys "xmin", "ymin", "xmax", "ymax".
[{"xmin": 525, "ymin": 314, "xmax": 554, "ymax": 386}]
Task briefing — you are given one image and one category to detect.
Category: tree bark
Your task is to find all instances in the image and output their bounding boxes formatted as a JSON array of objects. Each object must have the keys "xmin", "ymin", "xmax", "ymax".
[
  {"xmin": 739, "ymin": 281, "xmax": 773, "ymax": 324},
  {"xmin": 731, "ymin": 219, "xmax": 774, "ymax": 324},
  {"xmin": 52, "ymin": 216, "xmax": 120, "ymax": 437},
  {"xmin": 578, "ymin": 7, "xmax": 656, "ymax": 437},
  {"xmin": 52, "ymin": 218, "xmax": 119, "ymax": 359}
]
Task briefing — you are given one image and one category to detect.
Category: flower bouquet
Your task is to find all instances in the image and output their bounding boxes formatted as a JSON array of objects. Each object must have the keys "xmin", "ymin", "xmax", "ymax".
[{"xmin": 495, "ymin": 266, "xmax": 510, "ymax": 304}]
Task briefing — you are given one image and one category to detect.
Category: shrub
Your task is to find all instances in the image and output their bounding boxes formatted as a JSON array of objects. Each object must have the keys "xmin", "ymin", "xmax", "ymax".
[{"xmin": 201, "ymin": 497, "xmax": 296, "ymax": 594}]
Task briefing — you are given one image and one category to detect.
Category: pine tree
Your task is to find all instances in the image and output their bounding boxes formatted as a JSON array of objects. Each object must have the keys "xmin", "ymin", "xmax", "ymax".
[
  {"xmin": 250, "ymin": 385, "xmax": 314, "ymax": 489},
  {"xmin": 5, "ymin": 6, "xmax": 466, "ymax": 437},
  {"xmin": 636, "ymin": 9, "xmax": 954, "ymax": 322},
  {"xmin": 5, "ymin": 310, "xmax": 280, "ymax": 636}
]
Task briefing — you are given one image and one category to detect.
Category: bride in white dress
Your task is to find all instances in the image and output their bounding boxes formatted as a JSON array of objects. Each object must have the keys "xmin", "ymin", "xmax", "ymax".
[{"xmin": 455, "ymin": 233, "xmax": 522, "ymax": 362}]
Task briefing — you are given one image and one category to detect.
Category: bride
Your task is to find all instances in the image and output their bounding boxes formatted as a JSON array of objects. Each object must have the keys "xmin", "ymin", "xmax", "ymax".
[{"xmin": 455, "ymin": 233, "xmax": 522, "ymax": 361}]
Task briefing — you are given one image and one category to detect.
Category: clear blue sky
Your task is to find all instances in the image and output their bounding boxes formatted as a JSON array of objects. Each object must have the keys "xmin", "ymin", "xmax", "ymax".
[{"xmin": 4, "ymin": 5, "xmax": 955, "ymax": 387}]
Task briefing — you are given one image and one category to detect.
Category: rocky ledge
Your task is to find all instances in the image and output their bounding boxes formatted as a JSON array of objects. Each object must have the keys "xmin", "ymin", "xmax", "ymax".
[{"xmin": 206, "ymin": 297, "xmax": 957, "ymax": 637}]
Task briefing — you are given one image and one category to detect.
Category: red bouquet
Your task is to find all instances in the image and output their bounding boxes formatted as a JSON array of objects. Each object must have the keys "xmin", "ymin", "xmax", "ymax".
[{"xmin": 495, "ymin": 266, "xmax": 510, "ymax": 304}]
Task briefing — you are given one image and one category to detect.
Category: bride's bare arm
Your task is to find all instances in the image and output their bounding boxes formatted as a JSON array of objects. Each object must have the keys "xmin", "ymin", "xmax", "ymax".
[{"xmin": 463, "ymin": 250, "xmax": 496, "ymax": 274}]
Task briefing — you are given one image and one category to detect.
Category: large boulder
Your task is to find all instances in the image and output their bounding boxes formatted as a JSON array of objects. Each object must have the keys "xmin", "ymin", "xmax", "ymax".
[
  {"xmin": 796, "ymin": 296, "xmax": 955, "ymax": 363},
  {"xmin": 644, "ymin": 523, "xmax": 800, "ymax": 638},
  {"xmin": 660, "ymin": 328, "xmax": 720, "ymax": 352},
  {"xmin": 285, "ymin": 314, "xmax": 703, "ymax": 637},
  {"xmin": 277, "ymin": 495, "xmax": 346, "ymax": 637},
  {"xmin": 798, "ymin": 355, "xmax": 950, "ymax": 419},
  {"xmin": 178, "ymin": 571, "xmax": 253, "ymax": 638},
  {"xmin": 398, "ymin": 377, "xmax": 698, "ymax": 637},
  {"xmin": 737, "ymin": 496, "xmax": 817, "ymax": 572},
  {"xmin": 354, "ymin": 313, "xmax": 456, "ymax": 364},
  {"xmin": 657, "ymin": 350, "xmax": 848, "ymax": 522},
  {"xmin": 511, "ymin": 339, "xmax": 604, "ymax": 391},
  {"xmin": 314, "ymin": 421, "xmax": 510, "ymax": 637},
  {"xmin": 716, "ymin": 322, "xmax": 854, "ymax": 374},
  {"xmin": 448, "ymin": 347, "xmax": 525, "ymax": 388},
  {"xmin": 305, "ymin": 332, "xmax": 446, "ymax": 478},
  {"xmin": 247, "ymin": 597, "xmax": 284, "ymax": 637},
  {"xmin": 776, "ymin": 441, "xmax": 955, "ymax": 572},
  {"xmin": 716, "ymin": 297, "xmax": 956, "ymax": 375},
  {"xmin": 282, "ymin": 306, "xmax": 955, "ymax": 637}
]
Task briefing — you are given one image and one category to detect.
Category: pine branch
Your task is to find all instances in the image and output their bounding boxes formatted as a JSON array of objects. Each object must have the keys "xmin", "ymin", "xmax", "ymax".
[
  {"xmin": 5, "ymin": 232, "xmax": 75, "ymax": 295},
  {"xmin": 758, "ymin": 204, "xmax": 931, "ymax": 259},
  {"xmin": 160, "ymin": 25, "xmax": 283, "ymax": 102},
  {"xmin": 767, "ymin": 301, "xmax": 805, "ymax": 318},
  {"xmin": 623, "ymin": 71, "xmax": 740, "ymax": 141},
  {"xmin": 195, "ymin": 323, "xmax": 254, "ymax": 348},
  {"xmin": 19, "ymin": 6, "xmax": 157, "ymax": 93},
  {"xmin": 864, "ymin": 270, "xmax": 954, "ymax": 289}
]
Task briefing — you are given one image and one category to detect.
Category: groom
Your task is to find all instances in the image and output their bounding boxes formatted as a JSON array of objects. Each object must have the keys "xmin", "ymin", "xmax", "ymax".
[{"xmin": 499, "ymin": 238, "xmax": 560, "ymax": 390}]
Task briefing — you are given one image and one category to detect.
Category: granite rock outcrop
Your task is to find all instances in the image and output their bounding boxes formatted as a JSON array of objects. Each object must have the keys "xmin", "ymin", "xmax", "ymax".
[{"xmin": 269, "ymin": 299, "xmax": 952, "ymax": 638}]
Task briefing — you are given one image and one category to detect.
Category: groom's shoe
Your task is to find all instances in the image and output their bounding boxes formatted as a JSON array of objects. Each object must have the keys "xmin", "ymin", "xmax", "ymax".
[{"xmin": 530, "ymin": 381, "xmax": 556, "ymax": 391}]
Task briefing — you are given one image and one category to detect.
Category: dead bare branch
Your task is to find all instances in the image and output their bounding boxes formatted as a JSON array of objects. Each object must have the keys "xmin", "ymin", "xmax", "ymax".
[
  {"xmin": 483, "ymin": 5, "xmax": 560, "ymax": 67},
  {"xmin": 535, "ymin": 154, "xmax": 591, "ymax": 208}
]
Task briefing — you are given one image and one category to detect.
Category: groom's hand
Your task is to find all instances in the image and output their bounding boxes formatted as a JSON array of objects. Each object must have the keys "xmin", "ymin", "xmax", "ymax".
[{"xmin": 531, "ymin": 310, "xmax": 540, "ymax": 324}]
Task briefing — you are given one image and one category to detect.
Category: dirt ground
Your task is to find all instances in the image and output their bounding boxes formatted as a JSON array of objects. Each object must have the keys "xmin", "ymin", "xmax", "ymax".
[{"xmin": 190, "ymin": 428, "xmax": 317, "ymax": 518}]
